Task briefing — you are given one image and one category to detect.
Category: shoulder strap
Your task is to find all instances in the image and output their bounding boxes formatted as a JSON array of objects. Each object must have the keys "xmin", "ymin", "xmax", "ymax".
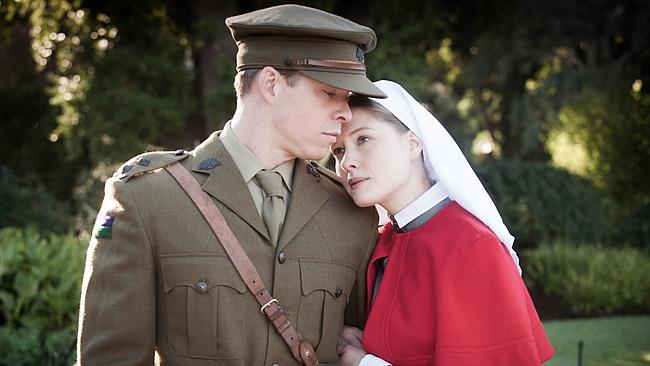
[{"xmin": 165, "ymin": 162, "xmax": 318, "ymax": 366}]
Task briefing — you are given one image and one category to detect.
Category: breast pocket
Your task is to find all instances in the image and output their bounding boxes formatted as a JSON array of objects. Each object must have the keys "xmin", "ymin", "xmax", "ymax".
[
  {"xmin": 297, "ymin": 259, "xmax": 356, "ymax": 363},
  {"xmin": 160, "ymin": 254, "xmax": 247, "ymax": 359}
]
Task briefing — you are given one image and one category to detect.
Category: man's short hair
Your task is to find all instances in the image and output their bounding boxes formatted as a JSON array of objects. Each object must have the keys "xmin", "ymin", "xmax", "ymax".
[{"xmin": 234, "ymin": 69, "xmax": 300, "ymax": 99}]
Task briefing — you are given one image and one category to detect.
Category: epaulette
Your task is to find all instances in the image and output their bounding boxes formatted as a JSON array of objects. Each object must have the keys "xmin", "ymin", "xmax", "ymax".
[
  {"xmin": 113, "ymin": 149, "xmax": 189, "ymax": 182},
  {"xmin": 306, "ymin": 160, "xmax": 343, "ymax": 185}
]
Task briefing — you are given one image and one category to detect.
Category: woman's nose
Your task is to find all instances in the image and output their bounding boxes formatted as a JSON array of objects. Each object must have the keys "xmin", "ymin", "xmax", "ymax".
[{"xmin": 341, "ymin": 151, "xmax": 358, "ymax": 172}]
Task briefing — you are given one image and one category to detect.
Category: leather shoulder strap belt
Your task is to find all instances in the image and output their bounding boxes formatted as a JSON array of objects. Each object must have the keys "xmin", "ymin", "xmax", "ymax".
[{"xmin": 165, "ymin": 162, "xmax": 318, "ymax": 366}]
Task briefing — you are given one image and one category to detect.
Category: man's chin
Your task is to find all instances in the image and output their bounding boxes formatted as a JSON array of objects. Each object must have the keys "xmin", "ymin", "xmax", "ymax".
[{"xmin": 301, "ymin": 151, "xmax": 330, "ymax": 162}]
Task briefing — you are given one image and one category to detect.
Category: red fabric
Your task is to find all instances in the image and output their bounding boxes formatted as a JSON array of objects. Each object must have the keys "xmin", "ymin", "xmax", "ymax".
[{"xmin": 362, "ymin": 202, "xmax": 554, "ymax": 366}]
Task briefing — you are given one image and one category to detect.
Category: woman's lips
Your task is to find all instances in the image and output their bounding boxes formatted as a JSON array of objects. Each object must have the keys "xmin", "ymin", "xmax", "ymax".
[{"xmin": 348, "ymin": 177, "xmax": 368, "ymax": 190}]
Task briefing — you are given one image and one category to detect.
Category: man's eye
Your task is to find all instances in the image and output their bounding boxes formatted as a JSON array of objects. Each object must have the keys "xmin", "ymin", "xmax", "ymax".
[
  {"xmin": 332, "ymin": 147, "xmax": 345, "ymax": 157},
  {"xmin": 323, "ymin": 90, "xmax": 336, "ymax": 97}
]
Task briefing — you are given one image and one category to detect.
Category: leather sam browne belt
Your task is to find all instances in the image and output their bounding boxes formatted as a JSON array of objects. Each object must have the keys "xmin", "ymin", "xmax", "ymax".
[{"xmin": 165, "ymin": 162, "xmax": 319, "ymax": 366}]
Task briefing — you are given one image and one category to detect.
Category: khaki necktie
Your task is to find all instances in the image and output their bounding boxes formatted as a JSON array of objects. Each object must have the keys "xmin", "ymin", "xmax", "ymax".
[{"xmin": 255, "ymin": 169, "xmax": 286, "ymax": 245}]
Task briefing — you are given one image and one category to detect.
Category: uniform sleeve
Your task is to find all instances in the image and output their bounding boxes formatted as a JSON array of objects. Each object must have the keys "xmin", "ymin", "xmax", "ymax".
[
  {"xmin": 77, "ymin": 177, "xmax": 156, "ymax": 365},
  {"xmin": 433, "ymin": 235, "xmax": 553, "ymax": 366},
  {"xmin": 344, "ymin": 209, "xmax": 379, "ymax": 328}
]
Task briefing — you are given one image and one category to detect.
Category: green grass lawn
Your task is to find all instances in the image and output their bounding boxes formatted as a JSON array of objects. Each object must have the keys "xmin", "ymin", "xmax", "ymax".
[{"xmin": 542, "ymin": 315, "xmax": 650, "ymax": 366}]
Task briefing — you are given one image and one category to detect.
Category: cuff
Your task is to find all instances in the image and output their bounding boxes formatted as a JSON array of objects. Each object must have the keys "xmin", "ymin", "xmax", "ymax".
[{"xmin": 359, "ymin": 353, "xmax": 392, "ymax": 366}]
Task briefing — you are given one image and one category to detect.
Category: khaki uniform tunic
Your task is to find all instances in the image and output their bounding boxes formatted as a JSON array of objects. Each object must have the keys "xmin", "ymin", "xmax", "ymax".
[
  {"xmin": 77, "ymin": 131, "xmax": 378, "ymax": 365},
  {"xmin": 219, "ymin": 121, "xmax": 294, "ymax": 218}
]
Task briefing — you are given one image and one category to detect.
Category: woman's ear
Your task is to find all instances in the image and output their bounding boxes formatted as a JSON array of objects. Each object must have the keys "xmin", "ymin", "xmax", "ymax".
[
  {"xmin": 407, "ymin": 131, "xmax": 424, "ymax": 160},
  {"xmin": 257, "ymin": 66, "xmax": 281, "ymax": 103}
]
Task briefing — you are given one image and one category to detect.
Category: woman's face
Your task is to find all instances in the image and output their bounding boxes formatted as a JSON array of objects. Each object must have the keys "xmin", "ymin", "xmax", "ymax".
[{"xmin": 331, "ymin": 108, "xmax": 418, "ymax": 211}]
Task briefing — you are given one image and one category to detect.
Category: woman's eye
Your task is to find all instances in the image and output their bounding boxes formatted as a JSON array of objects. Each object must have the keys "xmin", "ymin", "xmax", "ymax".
[
  {"xmin": 323, "ymin": 90, "xmax": 336, "ymax": 98},
  {"xmin": 358, "ymin": 136, "xmax": 370, "ymax": 144},
  {"xmin": 332, "ymin": 147, "xmax": 344, "ymax": 157}
]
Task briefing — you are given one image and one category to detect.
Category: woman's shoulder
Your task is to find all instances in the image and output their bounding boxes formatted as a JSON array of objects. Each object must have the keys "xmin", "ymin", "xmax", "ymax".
[{"xmin": 422, "ymin": 201, "xmax": 500, "ymax": 246}]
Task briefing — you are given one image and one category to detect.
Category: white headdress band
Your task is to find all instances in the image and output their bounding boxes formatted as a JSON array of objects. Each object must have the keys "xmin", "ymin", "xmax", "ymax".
[{"xmin": 371, "ymin": 80, "xmax": 521, "ymax": 274}]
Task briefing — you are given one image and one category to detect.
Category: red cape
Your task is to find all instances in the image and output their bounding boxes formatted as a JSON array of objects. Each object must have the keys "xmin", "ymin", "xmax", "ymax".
[{"xmin": 363, "ymin": 202, "xmax": 554, "ymax": 365}]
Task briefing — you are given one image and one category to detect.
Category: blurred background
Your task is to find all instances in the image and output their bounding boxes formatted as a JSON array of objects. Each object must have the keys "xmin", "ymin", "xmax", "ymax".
[{"xmin": 0, "ymin": 0, "xmax": 648, "ymax": 365}]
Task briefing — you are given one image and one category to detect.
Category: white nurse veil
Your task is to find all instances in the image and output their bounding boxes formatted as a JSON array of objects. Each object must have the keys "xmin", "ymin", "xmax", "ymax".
[{"xmin": 371, "ymin": 80, "xmax": 521, "ymax": 274}]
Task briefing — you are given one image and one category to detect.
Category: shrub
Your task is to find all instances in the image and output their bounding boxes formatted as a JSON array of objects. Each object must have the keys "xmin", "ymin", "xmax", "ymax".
[
  {"xmin": 0, "ymin": 227, "xmax": 87, "ymax": 366},
  {"xmin": 607, "ymin": 201, "xmax": 650, "ymax": 249},
  {"xmin": 475, "ymin": 159, "xmax": 603, "ymax": 249},
  {"xmin": 0, "ymin": 166, "xmax": 70, "ymax": 234},
  {"xmin": 523, "ymin": 242, "xmax": 650, "ymax": 316}
]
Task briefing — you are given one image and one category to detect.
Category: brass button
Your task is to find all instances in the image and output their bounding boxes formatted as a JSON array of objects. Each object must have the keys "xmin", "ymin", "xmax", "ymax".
[
  {"xmin": 196, "ymin": 280, "xmax": 208, "ymax": 294},
  {"xmin": 277, "ymin": 251, "xmax": 286, "ymax": 264},
  {"xmin": 335, "ymin": 287, "xmax": 343, "ymax": 298}
]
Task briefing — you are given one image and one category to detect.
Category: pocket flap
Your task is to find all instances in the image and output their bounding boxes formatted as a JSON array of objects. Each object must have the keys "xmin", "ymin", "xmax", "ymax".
[
  {"xmin": 161, "ymin": 254, "xmax": 247, "ymax": 294},
  {"xmin": 299, "ymin": 259, "xmax": 356, "ymax": 303}
]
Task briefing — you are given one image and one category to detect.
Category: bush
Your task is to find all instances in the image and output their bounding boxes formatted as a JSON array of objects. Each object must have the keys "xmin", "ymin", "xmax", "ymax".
[
  {"xmin": 607, "ymin": 201, "xmax": 650, "ymax": 249},
  {"xmin": 523, "ymin": 242, "xmax": 650, "ymax": 316},
  {"xmin": 475, "ymin": 159, "xmax": 603, "ymax": 249},
  {"xmin": 0, "ymin": 166, "xmax": 70, "ymax": 234},
  {"xmin": 0, "ymin": 227, "xmax": 87, "ymax": 366}
]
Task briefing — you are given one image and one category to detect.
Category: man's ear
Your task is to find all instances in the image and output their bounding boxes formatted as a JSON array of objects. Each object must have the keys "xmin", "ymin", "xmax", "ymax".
[
  {"xmin": 407, "ymin": 131, "xmax": 424, "ymax": 160},
  {"xmin": 257, "ymin": 66, "xmax": 281, "ymax": 103}
]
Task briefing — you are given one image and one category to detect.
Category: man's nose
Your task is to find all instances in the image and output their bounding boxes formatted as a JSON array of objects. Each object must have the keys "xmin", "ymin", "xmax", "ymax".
[{"xmin": 335, "ymin": 100, "xmax": 352, "ymax": 124}]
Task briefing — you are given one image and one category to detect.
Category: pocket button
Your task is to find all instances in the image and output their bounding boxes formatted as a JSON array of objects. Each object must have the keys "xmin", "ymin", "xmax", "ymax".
[{"xmin": 196, "ymin": 280, "xmax": 208, "ymax": 294}]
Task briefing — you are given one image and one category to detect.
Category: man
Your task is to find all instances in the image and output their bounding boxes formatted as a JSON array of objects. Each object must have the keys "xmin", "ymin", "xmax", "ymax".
[{"xmin": 77, "ymin": 4, "xmax": 385, "ymax": 365}]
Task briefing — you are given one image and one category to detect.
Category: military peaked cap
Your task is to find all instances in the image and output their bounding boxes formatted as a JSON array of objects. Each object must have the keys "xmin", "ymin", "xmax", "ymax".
[{"xmin": 226, "ymin": 4, "xmax": 386, "ymax": 98}]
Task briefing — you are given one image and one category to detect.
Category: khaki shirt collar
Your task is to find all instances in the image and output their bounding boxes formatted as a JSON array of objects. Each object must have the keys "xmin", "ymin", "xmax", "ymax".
[{"xmin": 220, "ymin": 121, "xmax": 294, "ymax": 191}]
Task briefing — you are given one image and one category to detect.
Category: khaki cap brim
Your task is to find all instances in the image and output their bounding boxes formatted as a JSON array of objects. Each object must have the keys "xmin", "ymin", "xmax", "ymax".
[{"xmin": 299, "ymin": 70, "xmax": 387, "ymax": 98}]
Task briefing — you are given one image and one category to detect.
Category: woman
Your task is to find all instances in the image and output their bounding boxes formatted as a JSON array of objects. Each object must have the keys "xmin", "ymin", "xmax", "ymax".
[{"xmin": 332, "ymin": 80, "xmax": 554, "ymax": 366}]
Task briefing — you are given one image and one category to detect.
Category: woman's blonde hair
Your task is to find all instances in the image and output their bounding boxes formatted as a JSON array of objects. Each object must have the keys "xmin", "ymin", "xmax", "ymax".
[{"xmin": 348, "ymin": 95, "xmax": 409, "ymax": 133}]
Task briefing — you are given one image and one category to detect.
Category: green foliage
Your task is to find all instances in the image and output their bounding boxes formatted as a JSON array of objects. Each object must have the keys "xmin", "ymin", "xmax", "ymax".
[
  {"xmin": 67, "ymin": 40, "xmax": 194, "ymax": 164},
  {"xmin": 0, "ymin": 166, "xmax": 70, "ymax": 234},
  {"xmin": 39, "ymin": 0, "xmax": 198, "ymax": 165},
  {"xmin": 0, "ymin": 35, "xmax": 86, "ymax": 201},
  {"xmin": 476, "ymin": 159, "xmax": 603, "ymax": 249},
  {"xmin": 524, "ymin": 243, "xmax": 650, "ymax": 316},
  {"xmin": 554, "ymin": 77, "xmax": 650, "ymax": 207},
  {"xmin": 549, "ymin": 75, "xmax": 650, "ymax": 249},
  {"xmin": 608, "ymin": 202, "xmax": 650, "ymax": 249},
  {"xmin": 0, "ymin": 227, "xmax": 87, "ymax": 366}
]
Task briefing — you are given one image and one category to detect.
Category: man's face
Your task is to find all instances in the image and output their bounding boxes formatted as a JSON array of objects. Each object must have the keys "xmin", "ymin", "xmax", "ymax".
[{"xmin": 272, "ymin": 74, "xmax": 352, "ymax": 160}]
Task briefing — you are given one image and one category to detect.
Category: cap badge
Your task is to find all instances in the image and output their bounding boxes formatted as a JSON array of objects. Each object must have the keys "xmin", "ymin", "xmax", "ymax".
[{"xmin": 356, "ymin": 46, "xmax": 365, "ymax": 63}]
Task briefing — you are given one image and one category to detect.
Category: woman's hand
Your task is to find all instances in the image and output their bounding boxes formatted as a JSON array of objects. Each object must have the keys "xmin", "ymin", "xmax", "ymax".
[
  {"xmin": 340, "ymin": 326, "xmax": 363, "ymax": 347},
  {"xmin": 337, "ymin": 326, "xmax": 367, "ymax": 366}
]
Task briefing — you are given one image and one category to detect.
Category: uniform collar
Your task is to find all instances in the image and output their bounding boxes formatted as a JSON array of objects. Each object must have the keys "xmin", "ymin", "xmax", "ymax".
[
  {"xmin": 391, "ymin": 183, "xmax": 449, "ymax": 232},
  {"xmin": 220, "ymin": 120, "xmax": 294, "ymax": 191}
]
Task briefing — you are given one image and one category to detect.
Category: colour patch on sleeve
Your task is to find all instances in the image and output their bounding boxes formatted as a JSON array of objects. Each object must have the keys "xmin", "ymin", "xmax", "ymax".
[{"xmin": 94, "ymin": 215, "xmax": 115, "ymax": 239}]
